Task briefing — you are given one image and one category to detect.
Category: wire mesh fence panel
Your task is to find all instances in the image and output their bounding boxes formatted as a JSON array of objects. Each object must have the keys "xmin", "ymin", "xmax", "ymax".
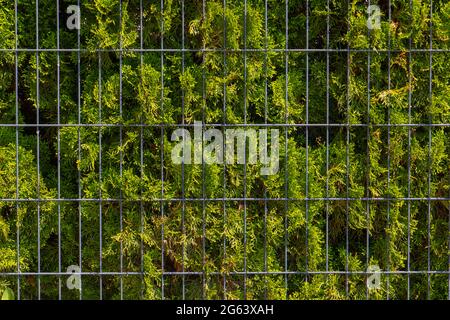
[{"xmin": 0, "ymin": 0, "xmax": 449, "ymax": 300}]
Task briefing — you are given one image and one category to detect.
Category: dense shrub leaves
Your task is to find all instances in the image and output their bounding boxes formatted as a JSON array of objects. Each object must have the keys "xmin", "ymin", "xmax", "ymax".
[{"xmin": 0, "ymin": 0, "xmax": 449, "ymax": 299}]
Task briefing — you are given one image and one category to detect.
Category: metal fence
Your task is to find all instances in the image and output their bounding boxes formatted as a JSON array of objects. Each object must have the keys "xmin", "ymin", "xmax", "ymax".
[{"xmin": 0, "ymin": 0, "xmax": 449, "ymax": 300}]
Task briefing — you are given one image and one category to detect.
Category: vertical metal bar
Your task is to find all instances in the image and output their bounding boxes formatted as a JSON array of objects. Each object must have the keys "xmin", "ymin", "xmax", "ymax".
[
  {"xmin": 98, "ymin": 50, "xmax": 103, "ymax": 300},
  {"xmin": 387, "ymin": 0, "xmax": 392, "ymax": 300},
  {"xmin": 345, "ymin": 0, "xmax": 350, "ymax": 299},
  {"xmin": 222, "ymin": 0, "xmax": 227, "ymax": 299},
  {"xmin": 14, "ymin": 0, "xmax": 20, "ymax": 301},
  {"xmin": 181, "ymin": 0, "xmax": 186, "ymax": 300},
  {"xmin": 243, "ymin": 0, "xmax": 248, "ymax": 300},
  {"xmin": 160, "ymin": 0, "xmax": 165, "ymax": 300},
  {"xmin": 427, "ymin": 0, "xmax": 433, "ymax": 300},
  {"xmin": 201, "ymin": 0, "xmax": 207, "ymax": 300},
  {"xmin": 56, "ymin": 0, "xmax": 62, "ymax": 300},
  {"xmin": 139, "ymin": 0, "xmax": 144, "ymax": 300},
  {"xmin": 407, "ymin": 0, "xmax": 412, "ymax": 301},
  {"xmin": 305, "ymin": 0, "xmax": 310, "ymax": 286},
  {"xmin": 365, "ymin": 0, "xmax": 371, "ymax": 300},
  {"xmin": 263, "ymin": 0, "xmax": 268, "ymax": 300},
  {"xmin": 325, "ymin": 0, "xmax": 330, "ymax": 278},
  {"xmin": 36, "ymin": 0, "xmax": 41, "ymax": 300},
  {"xmin": 119, "ymin": 0, "xmax": 124, "ymax": 300},
  {"xmin": 77, "ymin": 0, "xmax": 82, "ymax": 301},
  {"xmin": 284, "ymin": 0, "xmax": 289, "ymax": 299}
]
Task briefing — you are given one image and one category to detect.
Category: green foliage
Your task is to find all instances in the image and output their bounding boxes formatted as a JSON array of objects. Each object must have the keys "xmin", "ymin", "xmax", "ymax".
[
  {"xmin": 0, "ymin": 0, "xmax": 449, "ymax": 299},
  {"xmin": 1, "ymin": 286, "xmax": 15, "ymax": 300}
]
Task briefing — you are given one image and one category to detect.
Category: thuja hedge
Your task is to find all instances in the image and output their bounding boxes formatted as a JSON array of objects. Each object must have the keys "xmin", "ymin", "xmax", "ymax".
[{"xmin": 0, "ymin": 0, "xmax": 449, "ymax": 300}]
